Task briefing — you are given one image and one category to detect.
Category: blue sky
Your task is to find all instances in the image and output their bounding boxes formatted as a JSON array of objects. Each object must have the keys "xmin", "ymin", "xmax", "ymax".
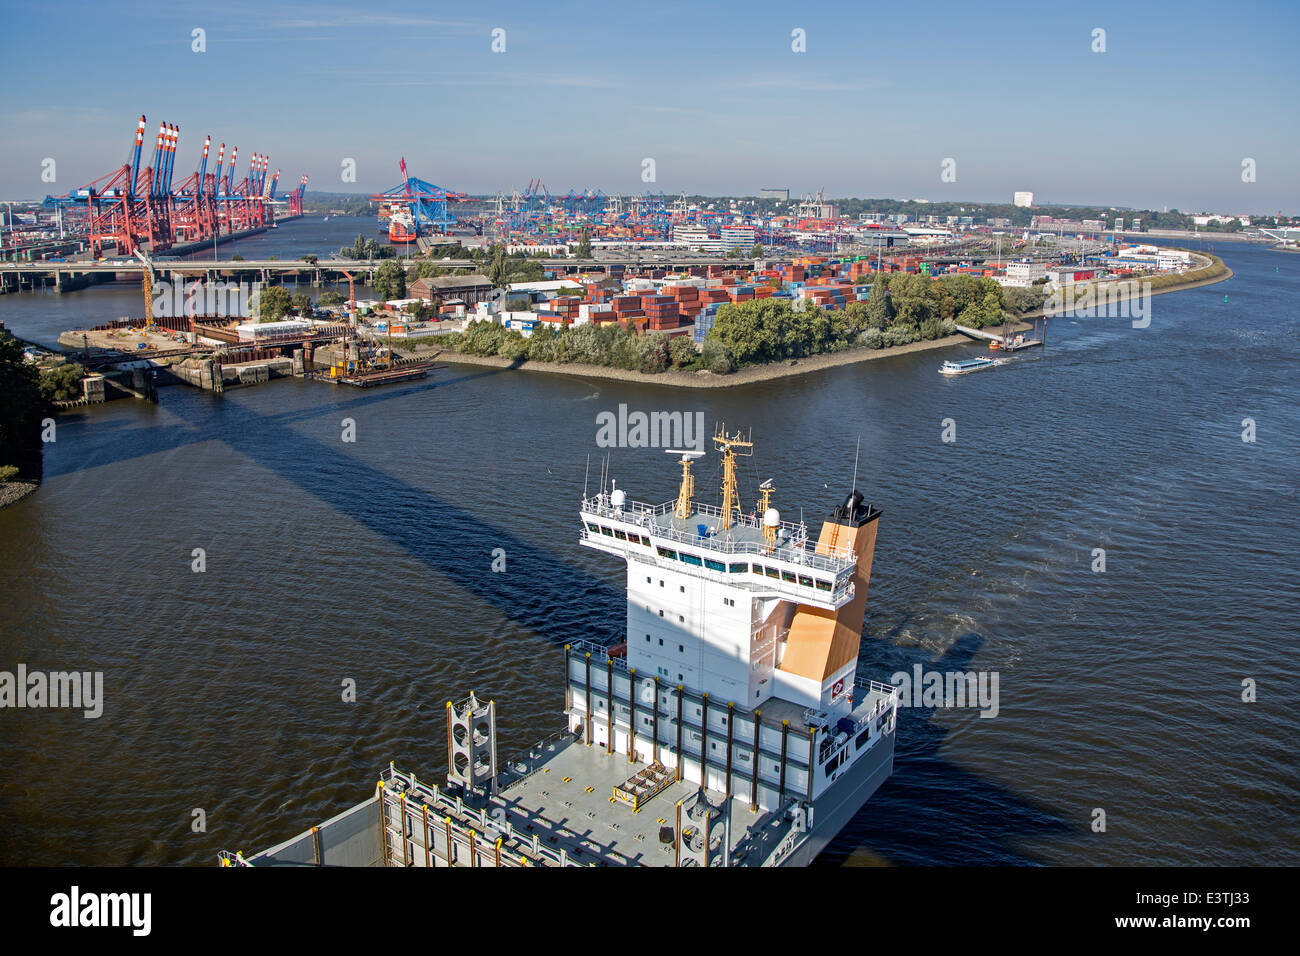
[{"xmin": 1, "ymin": 0, "xmax": 1297, "ymax": 212}]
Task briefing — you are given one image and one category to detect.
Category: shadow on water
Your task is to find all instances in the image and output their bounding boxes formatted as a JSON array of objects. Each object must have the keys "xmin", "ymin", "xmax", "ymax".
[
  {"xmin": 814, "ymin": 631, "xmax": 1075, "ymax": 866},
  {"xmin": 44, "ymin": 371, "xmax": 1075, "ymax": 866},
  {"xmin": 50, "ymin": 368, "xmax": 622, "ymax": 643}
]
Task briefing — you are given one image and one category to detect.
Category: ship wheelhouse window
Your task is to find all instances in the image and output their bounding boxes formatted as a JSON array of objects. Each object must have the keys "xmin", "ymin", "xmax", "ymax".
[
  {"xmin": 728, "ymin": 562, "xmax": 748, "ymax": 573},
  {"xmin": 657, "ymin": 547, "xmax": 678, "ymax": 560},
  {"xmin": 614, "ymin": 529, "xmax": 627, "ymax": 541},
  {"xmin": 600, "ymin": 526, "xmax": 614, "ymax": 536},
  {"xmin": 781, "ymin": 571, "xmax": 797, "ymax": 583},
  {"xmin": 764, "ymin": 566, "xmax": 780, "ymax": 579},
  {"xmin": 704, "ymin": 558, "xmax": 725, "ymax": 572},
  {"xmin": 815, "ymin": 579, "xmax": 832, "ymax": 592},
  {"xmin": 798, "ymin": 575, "xmax": 814, "ymax": 588},
  {"xmin": 680, "ymin": 552, "xmax": 703, "ymax": 567},
  {"xmin": 586, "ymin": 523, "xmax": 600, "ymax": 533},
  {"xmin": 856, "ymin": 728, "xmax": 871, "ymax": 749}
]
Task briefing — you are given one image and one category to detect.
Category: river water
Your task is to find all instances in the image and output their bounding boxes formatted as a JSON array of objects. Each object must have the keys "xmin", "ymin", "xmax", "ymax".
[{"xmin": 1, "ymin": 226, "xmax": 1296, "ymax": 866}]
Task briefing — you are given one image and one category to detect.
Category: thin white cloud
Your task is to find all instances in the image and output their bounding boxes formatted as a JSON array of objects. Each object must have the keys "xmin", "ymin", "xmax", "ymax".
[
  {"xmin": 315, "ymin": 70, "xmax": 618, "ymax": 90},
  {"xmin": 633, "ymin": 105, "xmax": 734, "ymax": 122},
  {"xmin": 722, "ymin": 74, "xmax": 893, "ymax": 94}
]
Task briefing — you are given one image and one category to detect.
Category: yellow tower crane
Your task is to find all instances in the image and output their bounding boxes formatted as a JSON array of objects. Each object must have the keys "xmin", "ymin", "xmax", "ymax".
[{"xmin": 133, "ymin": 248, "xmax": 155, "ymax": 327}]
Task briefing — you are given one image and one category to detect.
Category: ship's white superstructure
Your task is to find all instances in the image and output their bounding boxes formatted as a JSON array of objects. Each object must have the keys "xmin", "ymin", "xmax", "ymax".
[
  {"xmin": 568, "ymin": 428, "xmax": 895, "ymax": 821},
  {"xmin": 223, "ymin": 428, "xmax": 899, "ymax": 867}
]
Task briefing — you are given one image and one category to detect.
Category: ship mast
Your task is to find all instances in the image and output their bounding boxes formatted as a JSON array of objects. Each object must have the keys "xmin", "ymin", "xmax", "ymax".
[
  {"xmin": 758, "ymin": 479, "xmax": 776, "ymax": 552},
  {"xmin": 668, "ymin": 449, "xmax": 703, "ymax": 519},
  {"xmin": 713, "ymin": 425, "xmax": 753, "ymax": 530}
]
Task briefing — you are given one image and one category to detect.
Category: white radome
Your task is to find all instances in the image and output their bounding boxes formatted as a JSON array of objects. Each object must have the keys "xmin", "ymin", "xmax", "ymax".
[{"xmin": 764, "ymin": 507, "xmax": 780, "ymax": 527}]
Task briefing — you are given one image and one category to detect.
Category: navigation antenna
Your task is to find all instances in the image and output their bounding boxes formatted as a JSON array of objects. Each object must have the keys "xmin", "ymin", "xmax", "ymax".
[
  {"xmin": 851, "ymin": 436, "xmax": 861, "ymax": 493},
  {"xmin": 666, "ymin": 449, "xmax": 704, "ymax": 519},
  {"xmin": 713, "ymin": 424, "xmax": 754, "ymax": 531}
]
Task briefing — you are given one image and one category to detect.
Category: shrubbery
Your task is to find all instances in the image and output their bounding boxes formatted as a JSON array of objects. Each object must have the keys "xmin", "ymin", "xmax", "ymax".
[
  {"xmin": 441, "ymin": 269, "xmax": 1018, "ymax": 375},
  {"xmin": 0, "ymin": 338, "xmax": 49, "ymax": 475},
  {"xmin": 38, "ymin": 362, "xmax": 86, "ymax": 403},
  {"xmin": 445, "ymin": 320, "xmax": 709, "ymax": 375},
  {"xmin": 704, "ymin": 276, "xmax": 992, "ymax": 369}
]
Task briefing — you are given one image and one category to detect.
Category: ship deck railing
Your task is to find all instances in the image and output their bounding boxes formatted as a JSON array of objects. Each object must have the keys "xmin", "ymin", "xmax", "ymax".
[
  {"xmin": 582, "ymin": 495, "xmax": 857, "ymax": 578},
  {"xmin": 816, "ymin": 679, "xmax": 900, "ymax": 764},
  {"xmin": 382, "ymin": 764, "xmax": 582, "ymax": 867}
]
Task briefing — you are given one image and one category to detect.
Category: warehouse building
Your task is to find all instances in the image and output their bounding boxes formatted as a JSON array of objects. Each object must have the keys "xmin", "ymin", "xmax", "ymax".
[{"xmin": 408, "ymin": 274, "xmax": 494, "ymax": 307}]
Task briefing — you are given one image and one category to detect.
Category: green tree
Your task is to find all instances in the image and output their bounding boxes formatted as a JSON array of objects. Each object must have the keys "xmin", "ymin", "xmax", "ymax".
[
  {"xmin": 319, "ymin": 290, "xmax": 345, "ymax": 307},
  {"xmin": 258, "ymin": 285, "xmax": 293, "ymax": 322},
  {"xmin": 38, "ymin": 362, "xmax": 86, "ymax": 403},
  {"xmin": 575, "ymin": 228, "xmax": 592, "ymax": 258},
  {"xmin": 750, "ymin": 243, "xmax": 764, "ymax": 259},
  {"xmin": 1004, "ymin": 286, "xmax": 1046, "ymax": 316},
  {"xmin": 410, "ymin": 260, "xmax": 448, "ymax": 280},
  {"xmin": 668, "ymin": 335, "xmax": 697, "ymax": 369},
  {"xmin": 488, "ymin": 244, "xmax": 508, "ymax": 288},
  {"xmin": 864, "ymin": 280, "xmax": 894, "ymax": 329},
  {"xmin": 700, "ymin": 338, "xmax": 734, "ymax": 374},
  {"xmin": 290, "ymin": 293, "xmax": 313, "ymax": 316},
  {"xmin": 0, "ymin": 337, "xmax": 48, "ymax": 472},
  {"xmin": 373, "ymin": 260, "xmax": 406, "ymax": 301}
]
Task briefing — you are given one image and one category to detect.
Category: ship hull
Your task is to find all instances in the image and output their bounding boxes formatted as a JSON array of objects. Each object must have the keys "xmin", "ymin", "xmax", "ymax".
[{"xmin": 780, "ymin": 730, "xmax": 895, "ymax": 866}]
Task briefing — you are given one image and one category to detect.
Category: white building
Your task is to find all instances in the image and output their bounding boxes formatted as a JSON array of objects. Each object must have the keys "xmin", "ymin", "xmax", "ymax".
[
  {"xmin": 1013, "ymin": 191, "xmax": 1034, "ymax": 208},
  {"xmin": 1001, "ymin": 260, "xmax": 1047, "ymax": 288},
  {"xmin": 721, "ymin": 224, "xmax": 756, "ymax": 253},
  {"xmin": 233, "ymin": 319, "xmax": 314, "ymax": 342},
  {"xmin": 672, "ymin": 225, "xmax": 724, "ymax": 254}
]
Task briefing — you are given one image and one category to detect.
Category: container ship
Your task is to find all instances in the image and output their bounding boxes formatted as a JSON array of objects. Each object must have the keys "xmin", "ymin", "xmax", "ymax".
[
  {"xmin": 387, "ymin": 208, "xmax": 418, "ymax": 244},
  {"xmin": 221, "ymin": 428, "xmax": 899, "ymax": 867}
]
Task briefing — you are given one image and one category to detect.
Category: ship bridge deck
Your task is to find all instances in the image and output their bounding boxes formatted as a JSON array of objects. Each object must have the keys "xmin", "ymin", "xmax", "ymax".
[{"xmin": 582, "ymin": 495, "xmax": 857, "ymax": 580}]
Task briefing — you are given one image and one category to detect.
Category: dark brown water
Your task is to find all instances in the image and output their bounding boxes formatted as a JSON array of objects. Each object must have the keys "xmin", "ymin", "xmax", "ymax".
[{"xmin": 1, "ymin": 237, "xmax": 1296, "ymax": 866}]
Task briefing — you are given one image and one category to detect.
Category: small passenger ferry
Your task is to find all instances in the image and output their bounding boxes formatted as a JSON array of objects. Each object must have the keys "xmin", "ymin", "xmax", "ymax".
[{"xmin": 940, "ymin": 356, "xmax": 1001, "ymax": 376}]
